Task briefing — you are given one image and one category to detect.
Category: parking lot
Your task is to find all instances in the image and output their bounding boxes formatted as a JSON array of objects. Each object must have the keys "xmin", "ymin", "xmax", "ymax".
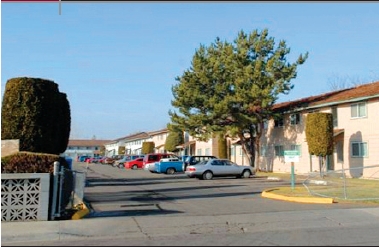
[{"xmin": 74, "ymin": 162, "xmax": 373, "ymax": 219}]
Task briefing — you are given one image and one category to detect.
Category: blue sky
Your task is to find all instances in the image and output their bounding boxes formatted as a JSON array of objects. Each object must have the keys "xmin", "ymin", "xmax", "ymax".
[{"xmin": 1, "ymin": 2, "xmax": 379, "ymax": 140}]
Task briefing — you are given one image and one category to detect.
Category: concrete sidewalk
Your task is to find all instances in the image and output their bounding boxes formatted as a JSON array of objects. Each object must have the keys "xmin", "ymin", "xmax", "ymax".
[{"xmin": 2, "ymin": 207, "xmax": 379, "ymax": 245}]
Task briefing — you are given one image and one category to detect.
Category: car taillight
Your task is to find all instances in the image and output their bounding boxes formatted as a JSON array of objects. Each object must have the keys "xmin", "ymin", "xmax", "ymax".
[{"xmin": 188, "ymin": 167, "xmax": 196, "ymax": 171}]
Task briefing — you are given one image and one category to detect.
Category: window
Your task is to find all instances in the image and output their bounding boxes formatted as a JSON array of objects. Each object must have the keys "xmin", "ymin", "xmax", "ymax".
[
  {"xmin": 274, "ymin": 116, "xmax": 284, "ymax": 127},
  {"xmin": 290, "ymin": 113, "xmax": 300, "ymax": 125},
  {"xmin": 260, "ymin": 145, "xmax": 267, "ymax": 157},
  {"xmin": 230, "ymin": 146, "xmax": 235, "ymax": 156},
  {"xmin": 351, "ymin": 102, "xmax": 366, "ymax": 118},
  {"xmin": 197, "ymin": 149, "xmax": 202, "ymax": 155},
  {"xmin": 205, "ymin": 148, "xmax": 210, "ymax": 155},
  {"xmin": 274, "ymin": 145, "xmax": 284, "ymax": 156},
  {"xmin": 332, "ymin": 107, "xmax": 338, "ymax": 127},
  {"xmin": 336, "ymin": 141, "xmax": 344, "ymax": 162},
  {"xmin": 211, "ymin": 160, "xmax": 224, "ymax": 166},
  {"xmin": 351, "ymin": 142, "xmax": 367, "ymax": 157},
  {"xmin": 290, "ymin": 144, "xmax": 301, "ymax": 156}
]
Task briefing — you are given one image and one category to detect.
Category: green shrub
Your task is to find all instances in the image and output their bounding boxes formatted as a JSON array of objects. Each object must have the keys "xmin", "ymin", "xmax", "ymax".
[
  {"xmin": 217, "ymin": 133, "xmax": 228, "ymax": 159},
  {"xmin": 118, "ymin": 146, "xmax": 125, "ymax": 155},
  {"xmin": 305, "ymin": 112, "xmax": 334, "ymax": 156},
  {"xmin": 142, "ymin": 142, "xmax": 155, "ymax": 154},
  {"xmin": 1, "ymin": 77, "xmax": 71, "ymax": 155},
  {"xmin": 1, "ymin": 151, "xmax": 69, "ymax": 174},
  {"xmin": 165, "ymin": 131, "xmax": 184, "ymax": 152}
]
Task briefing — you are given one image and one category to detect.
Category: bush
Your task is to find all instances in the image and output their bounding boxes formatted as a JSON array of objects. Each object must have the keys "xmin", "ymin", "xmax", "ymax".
[
  {"xmin": 142, "ymin": 142, "xmax": 155, "ymax": 154},
  {"xmin": 1, "ymin": 151, "xmax": 69, "ymax": 173},
  {"xmin": 305, "ymin": 112, "xmax": 334, "ymax": 156},
  {"xmin": 1, "ymin": 77, "xmax": 71, "ymax": 155}
]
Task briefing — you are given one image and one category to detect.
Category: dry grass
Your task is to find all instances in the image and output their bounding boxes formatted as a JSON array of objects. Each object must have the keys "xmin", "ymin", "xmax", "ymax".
[{"xmin": 256, "ymin": 171, "xmax": 379, "ymax": 204}]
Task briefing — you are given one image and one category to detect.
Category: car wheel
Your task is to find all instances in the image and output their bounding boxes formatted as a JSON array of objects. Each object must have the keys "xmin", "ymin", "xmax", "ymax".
[
  {"xmin": 132, "ymin": 165, "xmax": 137, "ymax": 170},
  {"xmin": 166, "ymin": 168, "xmax": 175, "ymax": 175},
  {"xmin": 202, "ymin": 171, "xmax": 213, "ymax": 180},
  {"xmin": 241, "ymin": 170, "xmax": 251, "ymax": 178}
]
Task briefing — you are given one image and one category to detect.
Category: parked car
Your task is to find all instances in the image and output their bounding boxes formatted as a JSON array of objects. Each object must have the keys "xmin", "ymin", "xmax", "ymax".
[
  {"xmin": 88, "ymin": 156, "xmax": 102, "ymax": 163},
  {"xmin": 77, "ymin": 155, "xmax": 91, "ymax": 162},
  {"xmin": 124, "ymin": 157, "xmax": 144, "ymax": 170},
  {"xmin": 185, "ymin": 158, "xmax": 255, "ymax": 180},
  {"xmin": 115, "ymin": 155, "xmax": 144, "ymax": 168},
  {"xmin": 113, "ymin": 156, "xmax": 128, "ymax": 168},
  {"xmin": 154, "ymin": 157, "xmax": 184, "ymax": 174},
  {"xmin": 142, "ymin": 153, "xmax": 178, "ymax": 172},
  {"xmin": 183, "ymin": 155, "xmax": 217, "ymax": 171},
  {"xmin": 104, "ymin": 155, "xmax": 123, "ymax": 165},
  {"xmin": 98, "ymin": 156, "xmax": 107, "ymax": 164}
]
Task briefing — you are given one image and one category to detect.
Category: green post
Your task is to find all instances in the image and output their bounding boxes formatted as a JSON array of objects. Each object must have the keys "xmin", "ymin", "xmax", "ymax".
[{"xmin": 291, "ymin": 162, "xmax": 295, "ymax": 190}]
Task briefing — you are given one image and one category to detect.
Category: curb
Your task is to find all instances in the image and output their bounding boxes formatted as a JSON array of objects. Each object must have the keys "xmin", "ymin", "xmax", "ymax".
[
  {"xmin": 261, "ymin": 188, "xmax": 334, "ymax": 204},
  {"xmin": 71, "ymin": 201, "xmax": 90, "ymax": 220}
]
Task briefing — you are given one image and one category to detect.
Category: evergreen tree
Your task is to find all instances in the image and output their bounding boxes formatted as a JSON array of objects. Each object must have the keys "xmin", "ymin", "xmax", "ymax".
[
  {"xmin": 165, "ymin": 124, "xmax": 184, "ymax": 152},
  {"xmin": 169, "ymin": 28, "xmax": 308, "ymax": 168},
  {"xmin": 305, "ymin": 112, "xmax": 334, "ymax": 177}
]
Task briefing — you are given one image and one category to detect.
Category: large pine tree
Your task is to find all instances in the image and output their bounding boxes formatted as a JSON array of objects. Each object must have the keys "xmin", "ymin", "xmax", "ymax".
[{"xmin": 169, "ymin": 29, "xmax": 308, "ymax": 168}]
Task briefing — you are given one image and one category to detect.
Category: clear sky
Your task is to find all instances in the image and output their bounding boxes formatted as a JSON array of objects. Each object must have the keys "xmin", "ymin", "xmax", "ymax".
[{"xmin": 1, "ymin": 2, "xmax": 379, "ymax": 140}]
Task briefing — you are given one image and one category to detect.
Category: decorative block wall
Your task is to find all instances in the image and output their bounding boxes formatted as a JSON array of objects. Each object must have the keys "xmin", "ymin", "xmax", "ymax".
[{"xmin": 1, "ymin": 173, "xmax": 50, "ymax": 221}]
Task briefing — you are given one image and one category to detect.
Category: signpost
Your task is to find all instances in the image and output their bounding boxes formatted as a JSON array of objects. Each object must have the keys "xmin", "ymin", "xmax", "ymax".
[{"xmin": 284, "ymin": 150, "xmax": 300, "ymax": 190}]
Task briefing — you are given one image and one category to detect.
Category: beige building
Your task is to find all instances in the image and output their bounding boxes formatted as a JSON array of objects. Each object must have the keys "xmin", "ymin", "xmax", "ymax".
[{"xmin": 255, "ymin": 81, "xmax": 379, "ymax": 178}]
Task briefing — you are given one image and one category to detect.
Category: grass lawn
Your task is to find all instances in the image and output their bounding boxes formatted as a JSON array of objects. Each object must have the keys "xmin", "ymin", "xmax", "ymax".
[{"xmin": 256, "ymin": 171, "xmax": 379, "ymax": 204}]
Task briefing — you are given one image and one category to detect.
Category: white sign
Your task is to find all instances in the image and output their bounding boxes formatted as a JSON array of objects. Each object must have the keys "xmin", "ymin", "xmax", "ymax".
[{"xmin": 284, "ymin": 150, "xmax": 300, "ymax": 163}]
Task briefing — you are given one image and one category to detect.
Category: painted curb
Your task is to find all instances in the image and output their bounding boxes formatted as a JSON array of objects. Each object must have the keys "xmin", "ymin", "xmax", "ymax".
[
  {"xmin": 261, "ymin": 188, "xmax": 334, "ymax": 204},
  {"xmin": 71, "ymin": 202, "xmax": 90, "ymax": 220}
]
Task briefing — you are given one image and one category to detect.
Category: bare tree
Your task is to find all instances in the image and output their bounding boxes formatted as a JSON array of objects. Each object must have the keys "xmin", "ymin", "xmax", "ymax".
[{"xmin": 327, "ymin": 71, "xmax": 379, "ymax": 91}]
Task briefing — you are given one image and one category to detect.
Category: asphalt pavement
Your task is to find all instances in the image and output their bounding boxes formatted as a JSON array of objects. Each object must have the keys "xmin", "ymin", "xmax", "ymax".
[
  {"xmin": 2, "ymin": 206, "xmax": 379, "ymax": 246},
  {"xmin": 2, "ymin": 162, "xmax": 379, "ymax": 246}
]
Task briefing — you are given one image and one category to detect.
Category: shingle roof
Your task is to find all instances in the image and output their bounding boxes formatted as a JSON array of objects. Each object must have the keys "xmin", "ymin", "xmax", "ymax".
[
  {"xmin": 147, "ymin": 128, "xmax": 169, "ymax": 136},
  {"xmin": 273, "ymin": 81, "xmax": 379, "ymax": 111}
]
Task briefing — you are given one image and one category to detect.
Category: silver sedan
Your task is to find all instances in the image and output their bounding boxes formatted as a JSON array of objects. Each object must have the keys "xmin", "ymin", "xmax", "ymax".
[{"xmin": 184, "ymin": 158, "xmax": 255, "ymax": 180}]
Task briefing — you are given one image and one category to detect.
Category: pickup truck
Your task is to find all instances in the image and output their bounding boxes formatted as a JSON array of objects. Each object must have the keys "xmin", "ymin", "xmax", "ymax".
[{"xmin": 154, "ymin": 157, "xmax": 184, "ymax": 174}]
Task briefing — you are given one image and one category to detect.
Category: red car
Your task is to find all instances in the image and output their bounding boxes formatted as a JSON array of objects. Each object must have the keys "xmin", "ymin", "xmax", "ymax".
[{"xmin": 124, "ymin": 157, "xmax": 144, "ymax": 170}]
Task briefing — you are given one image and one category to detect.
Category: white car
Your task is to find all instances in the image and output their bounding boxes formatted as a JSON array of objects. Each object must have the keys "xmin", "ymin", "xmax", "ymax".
[{"xmin": 143, "ymin": 162, "xmax": 158, "ymax": 173}]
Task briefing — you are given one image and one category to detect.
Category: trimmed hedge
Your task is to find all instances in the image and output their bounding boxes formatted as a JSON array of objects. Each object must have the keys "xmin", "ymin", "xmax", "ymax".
[
  {"xmin": 1, "ymin": 77, "xmax": 71, "ymax": 155},
  {"xmin": 1, "ymin": 151, "xmax": 69, "ymax": 174},
  {"xmin": 217, "ymin": 133, "xmax": 228, "ymax": 159},
  {"xmin": 142, "ymin": 142, "xmax": 155, "ymax": 154},
  {"xmin": 305, "ymin": 112, "xmax": 334, "ymax": 156}
]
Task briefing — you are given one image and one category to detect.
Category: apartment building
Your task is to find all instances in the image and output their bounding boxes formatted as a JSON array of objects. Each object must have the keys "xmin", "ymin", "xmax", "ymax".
[
  {"xmin": 257, "ymin": 81, "xmax": 379, "ymax": 178},
  {"xmin": 64, "ymin": 139, "xmax": 111, "ymax": 159}
]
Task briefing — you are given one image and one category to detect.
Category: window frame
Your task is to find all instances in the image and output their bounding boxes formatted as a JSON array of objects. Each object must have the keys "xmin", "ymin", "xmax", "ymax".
[
  {"xmin": 351, "ymin": 142, "xmax": 368, "ymax": 157},
  {"xmin": 351, "ymin": 102, "xmax": 367, "ymax": 119},
  {"xmin": 274, "ymin": 116, "xmax": 284, "ymax": 128},
  {"xmin": 274, "ymin": 145, "xmax": 284, "ymax": 157},
  {"xmin": 289, "ymin": 113, "xmax": 301, "ymax": 125}
]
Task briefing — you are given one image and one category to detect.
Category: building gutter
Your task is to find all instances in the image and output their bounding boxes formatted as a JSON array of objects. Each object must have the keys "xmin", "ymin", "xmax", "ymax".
[{"xmin": 279, "ymin": 94, "xmax": 379, "ymax": 114}]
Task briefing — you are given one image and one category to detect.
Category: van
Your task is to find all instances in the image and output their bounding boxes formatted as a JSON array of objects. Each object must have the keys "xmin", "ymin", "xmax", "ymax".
[{"xmin": 142, "ymin": 153, "xmax": 178, "ymax": 170}]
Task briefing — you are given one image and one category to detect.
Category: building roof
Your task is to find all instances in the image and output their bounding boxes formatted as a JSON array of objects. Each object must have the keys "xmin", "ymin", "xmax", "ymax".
[
  {"xmin": 124, "ymin": 132, "xmax": 150, "ymax": 141},
  {"xmin": 147, "ymin": 128, "xmax": 169, "ymax": 136},
  {"xmin": 273, "ymin": 81, "xmax": 379, "ymax": 112},
  {"xmin": 68, "ymin": 139, "xmax": 112, "ymax": 147}
]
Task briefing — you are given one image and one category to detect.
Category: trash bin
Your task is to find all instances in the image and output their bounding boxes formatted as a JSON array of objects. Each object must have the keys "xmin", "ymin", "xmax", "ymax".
[{"xmin": 65, "ymin": 156, "xmax": 73, "ymax": 170}]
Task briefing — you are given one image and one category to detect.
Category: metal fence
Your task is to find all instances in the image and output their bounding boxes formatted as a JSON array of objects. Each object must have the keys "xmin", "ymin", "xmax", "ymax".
[
  {"xmin": 50, "ymin": 162, "xmax": 87, "ymax": 220},
  {"xmin": 302, "ymin": 165, "xmax": 379, "ymax": 201}
]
